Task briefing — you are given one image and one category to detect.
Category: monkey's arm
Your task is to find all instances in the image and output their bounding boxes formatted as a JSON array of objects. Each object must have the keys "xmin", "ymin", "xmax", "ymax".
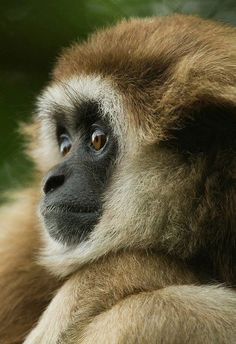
[
  {"xmin": 76, "ymin": 285, "xmax": 236, "ymax": 344},
  {"xmin": 0, "ymin": 189, "xmax": 60, "ymax": 344},
  {"xmin": 23, "ymin": 251, "xmax": 196, "ymax": 343},
  {"xmin": 24, "ymin": 251, "xmax": 236, "ymax": 344}
]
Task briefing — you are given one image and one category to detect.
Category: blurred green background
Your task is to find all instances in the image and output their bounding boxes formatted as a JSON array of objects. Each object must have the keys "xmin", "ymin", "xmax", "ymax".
[{"xmin": 1, "ymin": 0, "xmax": 236, "ymax": 201}]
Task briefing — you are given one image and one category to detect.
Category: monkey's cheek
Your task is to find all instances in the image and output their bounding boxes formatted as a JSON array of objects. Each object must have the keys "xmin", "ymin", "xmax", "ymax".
[{"xmin": 42, "ymin": 211, "xmax": 99, "ymax": 245}]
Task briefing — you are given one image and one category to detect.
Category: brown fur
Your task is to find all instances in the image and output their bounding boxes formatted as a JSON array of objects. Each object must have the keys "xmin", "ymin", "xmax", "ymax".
[
  {"xmin": 54, "ymin": 15, "xmax": 236, "ymax": 137},
  {"xmin": 0, "ymin": 14, "xmax": 236, "ymax": 343}
]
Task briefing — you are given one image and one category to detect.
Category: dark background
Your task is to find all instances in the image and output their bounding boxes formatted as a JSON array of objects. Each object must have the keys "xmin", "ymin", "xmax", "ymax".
[{"xmin": 1, "ymin": 0, "xmax": 236, "ymax": 201}]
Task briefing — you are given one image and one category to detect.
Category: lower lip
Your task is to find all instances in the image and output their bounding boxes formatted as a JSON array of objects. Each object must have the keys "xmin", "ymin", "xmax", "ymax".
[{"xmin": 41, "ymin": 205, "xmax": 100, "ymax": 216}]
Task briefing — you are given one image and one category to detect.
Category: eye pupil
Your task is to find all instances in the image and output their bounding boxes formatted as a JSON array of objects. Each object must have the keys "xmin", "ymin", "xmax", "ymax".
[{"xmin": 91, "ymin": 130, "xmax": 107, "ymax": 151}]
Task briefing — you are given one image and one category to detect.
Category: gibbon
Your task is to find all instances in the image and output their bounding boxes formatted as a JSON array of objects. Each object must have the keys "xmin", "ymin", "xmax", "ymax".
[{"xmin": 0, "ymin": 14, "xmax": 236, "ymax": 344}]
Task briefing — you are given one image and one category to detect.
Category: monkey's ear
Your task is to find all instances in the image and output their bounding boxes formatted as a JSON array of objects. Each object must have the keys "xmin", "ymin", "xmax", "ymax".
[
  {"xmin": 20, "ymin": 118, "xmax": 58, "ymax": 173},
  {"xmin": 19, "ymin": 119, "xmax": 40, "ymax": 162},
  {"xmin": 164, "ymin": 92, "xmax": 236, "ymax": 155}
]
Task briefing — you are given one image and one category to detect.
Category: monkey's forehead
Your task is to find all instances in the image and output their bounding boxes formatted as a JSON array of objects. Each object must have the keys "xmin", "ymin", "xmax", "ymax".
[{"xmin": 52, "ymin": 15, "xmax": 236, "ymax": 87}]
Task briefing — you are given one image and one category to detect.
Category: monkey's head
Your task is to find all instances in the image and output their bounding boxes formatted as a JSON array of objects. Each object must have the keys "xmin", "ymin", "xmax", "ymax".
[{"xmin": 28, "ymin": 15, "xmax": 236, "ymax": 279}]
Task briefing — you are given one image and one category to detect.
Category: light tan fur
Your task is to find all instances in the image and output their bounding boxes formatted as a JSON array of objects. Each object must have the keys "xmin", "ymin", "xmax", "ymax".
[
  {"xmin": 0, "ymin": 14, "xmax": 236, "ymax": 343},
  {"xmin": 24, "ymin": 252, "xmax": 236, "ymax": 343}
]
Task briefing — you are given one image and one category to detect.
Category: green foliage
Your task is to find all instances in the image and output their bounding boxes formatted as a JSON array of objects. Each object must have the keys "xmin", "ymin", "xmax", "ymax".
[{"xmin": 0, "ymin": 0, "xmax": 235, "ymax": 199}]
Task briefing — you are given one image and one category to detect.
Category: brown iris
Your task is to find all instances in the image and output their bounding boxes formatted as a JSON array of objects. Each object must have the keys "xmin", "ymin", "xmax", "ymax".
[
  {"xmin": 91, "ymin": 129, "xmax": 107, "ymax": 151},
  {"xmin": 59, "ymin": 134, "xmax": 72, "ymax": 156}
]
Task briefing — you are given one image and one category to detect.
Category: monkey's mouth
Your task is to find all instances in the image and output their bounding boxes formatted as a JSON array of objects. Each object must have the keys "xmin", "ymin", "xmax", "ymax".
[
  {"xmin": 42, "ymin": 203, "xmax": 100, "ymax": 216},
  {"xmin": 40, "ymin": 203, "xmax": 101, "ymax": 245}
]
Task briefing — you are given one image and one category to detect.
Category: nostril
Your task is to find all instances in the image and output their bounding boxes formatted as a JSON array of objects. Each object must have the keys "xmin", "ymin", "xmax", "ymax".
[{"xmin": 43, "ymin": 174, "xmax": 65, "ymax": 195}]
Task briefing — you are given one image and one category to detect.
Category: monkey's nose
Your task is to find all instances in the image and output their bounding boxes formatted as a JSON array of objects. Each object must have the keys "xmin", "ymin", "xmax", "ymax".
[{"xmin": 43, "ymin": 174, "xmax": 65, "ymax": 194}]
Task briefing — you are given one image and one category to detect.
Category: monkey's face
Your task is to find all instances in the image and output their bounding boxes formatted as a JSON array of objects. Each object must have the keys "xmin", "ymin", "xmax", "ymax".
[
  {"xmin": 40, "ymin": 100, "xmax": 118, "ymax": 245},
  {"xmin": 32, "ymin": 15, "xmax": 236, "ymax": 276}
]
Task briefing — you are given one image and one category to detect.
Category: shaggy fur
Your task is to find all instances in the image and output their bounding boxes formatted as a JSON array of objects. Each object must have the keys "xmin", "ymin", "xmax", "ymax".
[
  {"xmin": 0, "ymin": 189, "xmax": 61, "ymax": 343},
  {"xmin": 0, "ymin": 14, "xmax": 236, "ymax": 343}
]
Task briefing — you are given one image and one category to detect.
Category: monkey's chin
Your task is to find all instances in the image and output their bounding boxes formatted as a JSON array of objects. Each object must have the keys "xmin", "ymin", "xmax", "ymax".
[{"xmin": 41, "ymin": 207, "xmax": 100, "ymax": 246}]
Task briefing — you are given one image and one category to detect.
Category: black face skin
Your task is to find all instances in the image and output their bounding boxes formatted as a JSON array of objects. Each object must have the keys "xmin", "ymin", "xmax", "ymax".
[{"xmin": 40, "ymin": 101, "xmax": 117, "ymax": 245}]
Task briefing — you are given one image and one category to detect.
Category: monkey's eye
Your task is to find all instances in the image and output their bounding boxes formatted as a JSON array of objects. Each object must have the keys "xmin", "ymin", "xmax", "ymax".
[
  {"xmin": 59, "ymin": 134, "xmax": 72, "ymax": 156},
  {"xmin": 91, "ymin": 129, "xmax": 107, "ymax": 151}
]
